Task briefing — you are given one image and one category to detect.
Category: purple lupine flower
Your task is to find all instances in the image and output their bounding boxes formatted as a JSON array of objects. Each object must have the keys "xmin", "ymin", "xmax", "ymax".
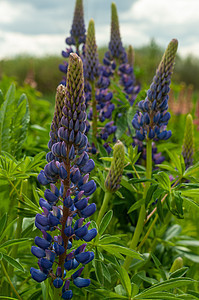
[
  {"xmin": 31, "ymin": 54, "xmax": 97, "ymax": 299},
  {"xmin": 83, "ymin": 19, "xmax": 100, "ymax": 82},
  {"xmin": 59, "ymin": 0, "xmax": 86, "ymax": 87},
  {"xmin": 108, "ymin": 3, "xmax": 127, "ymax": 63},
  {"xmin": 66, "ymin": 0, "xmax": 86, "ymax": 50},
  {"xmin": 132, "ymin": 39, "xmax": 178, "ymax": 141}
]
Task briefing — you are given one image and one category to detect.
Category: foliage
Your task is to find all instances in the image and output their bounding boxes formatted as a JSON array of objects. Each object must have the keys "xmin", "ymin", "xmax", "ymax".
[{"xmin": 1, "ymin": 3, "xmax": 199, "ymax": 300}]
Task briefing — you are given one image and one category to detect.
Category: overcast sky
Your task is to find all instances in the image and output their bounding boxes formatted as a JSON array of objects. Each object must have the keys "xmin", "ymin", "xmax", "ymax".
[{"xmin": 0, "ymin": 0, "xmax": 199, "ymax": 59}]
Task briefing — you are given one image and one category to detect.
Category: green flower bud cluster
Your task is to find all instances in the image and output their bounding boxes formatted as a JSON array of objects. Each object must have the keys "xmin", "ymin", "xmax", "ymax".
[
  {"xmin": 105, "ymin": 140, "xmax": 125, "ymax": 192},
  {"xmin": 182, "ymin": 114, "xmax": 194, "ymax": 168}
]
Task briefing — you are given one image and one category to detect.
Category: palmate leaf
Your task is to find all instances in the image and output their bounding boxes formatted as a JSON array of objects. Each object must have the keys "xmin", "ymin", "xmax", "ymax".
[
  {"xmin": 0, "ymin": 84, "xmax": 16, "ymax": 154},
  {"xmin": 10, "ymin": 93, "xmax": 30, "ymax": 157}
]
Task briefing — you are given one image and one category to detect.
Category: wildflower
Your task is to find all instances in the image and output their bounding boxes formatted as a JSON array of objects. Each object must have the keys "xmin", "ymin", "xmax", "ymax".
[
  {"xmin": 32, "ymin": 53, "xmax": 97, "ymax": 299},
  {"xmin": 132, "ymin": 39, "xmax": 178, "ymax": 141}
]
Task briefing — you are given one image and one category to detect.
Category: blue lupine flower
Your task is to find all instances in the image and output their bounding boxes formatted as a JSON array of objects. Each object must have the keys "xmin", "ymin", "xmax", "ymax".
[
  {"xmin": 132, "ymin": 39, "xmax": 178, "ymax": 141},
  {"xmin": 31, "ymin": 54, "xmax": 97, "ymax": 299},
  {"xmin": 30, "ymin": 267, "xmax": 47, "ymax": 283}
]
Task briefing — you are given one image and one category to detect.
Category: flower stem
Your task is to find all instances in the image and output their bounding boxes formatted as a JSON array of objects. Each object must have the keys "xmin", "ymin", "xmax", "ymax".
[
  {"xmin": 123, "ymin": 139, "xmax": 152, "ymax": 270},
  {"xmin": 53, "ymin": 286, "xmax": 61, "ymax": 299},
  {"xmin": 91, "ymin": 80, "xmax": 97, "ymax": 146},
  {"xmin": 1, "ymin": 260, "xmax": 23, "ymax": 300},
  {"xmin": 59, "ymin": 155, "xmax": 70, "ymax": 275},
  {"xmin": 137, "ymin": 214, "xmax": 158, "ymax": 251},
  {"xmin": 96, "ymin": 191, "xmax": 112, "ymax": 226}
]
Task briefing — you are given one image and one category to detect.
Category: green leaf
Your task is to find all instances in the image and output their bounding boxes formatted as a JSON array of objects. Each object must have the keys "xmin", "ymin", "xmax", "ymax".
[
  {"xmin": 184, "ymin": 161, "xmax": 199, "ymax": 177},
  {"xmin": 99, "ymin": 235, "xmax": 120, "ymax": 244},
  {"xmin": 157, "ymin": 196, "xmax": 164, "ymax": 223},
  {"xmin": 95, "ymin": 289, "xmax": 128, "ymax": 299},
  {"xmin": 0, "ymin": 218, "xmax": 17, "ymax": 244},
  {"xmin": 134, "ymin": 278, "xmax": 194, "ymax": 299},
  {"xmin": 3, "ymin": 253, "xmax": 24, "ymax": 272},
  {"xmin": 181, "ymin": 188, "xmax": 199, "ymax": 199},
  {"xmin": 171, "ymin": 191, "xmax": 184, "ymax": 218},
  {"xmin": 94, "ymin": 248, "xmax": 104, "ymax": 285},
  {"xmin": 120, "ymin": 177, "xmax": 136, "ymax": 193},
  {"xmin": 187, "ymin": 290, "xmax": 199, "ymax": 299},
  {"xmin": 0, "ymin": 84, "xmax": 16, "ymax": 153},
  {"xmin": 0, "ymin": 238, "xmax": 31, "ymax": 249},
  {"xmin": 10, "ymin": 94, "xmax": 30, "ymax": 157},
  {"xmin": 0, "ymin": 297, "xmax": 18, "ymax": 299},
  {"xmin": 101, "ymin": 261, "xmax": 111, "ymax": 283},
  {"xmin": 166, "ymin": 150, "xmax": 183, "ymax": 175},
  {"xmin": 182, "ymin": 196, "xmax": 199, "ymax": 212},
  {"xmin": 128, "ymin": 199, "xmax": 144, "ymax": 214},
  {"xmin": 136, "ymin": 272, "xmax": 158, "ymax": 285},
  {"xmin": 164, "ymin": 224, "xmax": 181, "ymax": 241},
  {"xmin": 100, "ymin": 157, "xmax": 113, "ymax": 162},
  {"xmin": 169, "ymin": 267, "xmax": 189, "ymax": 279},
  {"xmin": 135, "ymin": 291, "xmax": 191, "ymax": 299},
  {"xmin": 151, "ymin": 253, "xmax": 167, "ymax": 280},
  {"xmin": 0, "ymin": 213, "xmax": 7, "ymax": 236},
  {"xmin": 145, "ymin": 184, "xmax": 158, "ymax": 208},
  {"xmin": 99, "ymin": 210, "xmax": 113, "ymax": 236},
  {"xmin": 154, "ymin": 172, "xmax": 171, "ymax": 192},
  {"xmin": 117, "ymin": 265, "xmax": 132, "ymax": 297},
  {"xmin": 115, "ymin": 114, "xmax": 128, "ymax": 139},
  {"xmin": 99, "ymin": 244, "xmax": 142, "ymax": 260}
]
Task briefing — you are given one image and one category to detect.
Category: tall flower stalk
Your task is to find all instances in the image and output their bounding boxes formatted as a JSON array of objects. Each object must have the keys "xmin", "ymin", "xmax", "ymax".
[
  {"xmin": 31, "ymin": 53, "xmax": 97, "ymax": 299},
  {"xmin": 124, "ymin": 39, "xmax": 178, "ymax": 270},
  {"xmin": 84, "ymin": 19, "xmax": 100, "ymax": 146}
]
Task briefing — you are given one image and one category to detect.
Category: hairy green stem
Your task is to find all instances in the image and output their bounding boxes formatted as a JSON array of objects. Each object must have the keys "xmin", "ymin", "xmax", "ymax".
[
  {"xmin": 123, "ymin": 139, "xmax": 152, "ymax": 270},
  {"xmin": 91, "ymin": 80, "xmax": 97, "ymax": 146},
  {"xmin": 96, "ymin": 191, "xmax": 112, "ymax": 226},
  {"xmin": 53, "ymin": 286, "xmax": 61, "ymax": 299},
  {"xmin": 1, "ymin": 260, "xmax": 23, "ymax": 300}
]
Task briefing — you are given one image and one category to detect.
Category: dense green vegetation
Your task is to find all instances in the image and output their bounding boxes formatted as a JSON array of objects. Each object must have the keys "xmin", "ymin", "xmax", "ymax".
[{"xmin": 1, "ymin": 1, "xmax": 199, "ymax": 299}]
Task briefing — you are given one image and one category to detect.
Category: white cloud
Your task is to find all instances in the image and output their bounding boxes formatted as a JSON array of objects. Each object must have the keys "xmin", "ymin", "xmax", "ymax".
[
  {"xmin": 0, "ymin": 0, "xmax": 199, "ymax": 59},
  {"xmin": 124, "ymin": 0, "xmax": 199, "ymax": 24},
  {"xmin": 0, "ymin": 1, "xmax": 22, "ymax": 24},
  {"xmin": 0, "ymin": 30, "xmax": 65, "ymax": 59}
]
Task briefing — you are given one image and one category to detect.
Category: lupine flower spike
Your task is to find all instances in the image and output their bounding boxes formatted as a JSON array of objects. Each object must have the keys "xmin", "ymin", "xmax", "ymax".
[
  {"xmin": 59, "ymin": 0, "xmax": 86, "ymax": 84},
  {"xmin": 105, "ymin": 140, "xmax": 125, "ymax": 192},
  {"xmin": 108, "ymin": 2, "xmax": 127, "ymax": 64},
  {"xmin": 66, "ymin": 0, "xmax": 86, "ymax": 51},
  {"xmin": 182, "ymin": 114, "xmax": 194, "ymax": 169},
  {"xmin": 97, "ymin": 140, "xmax": 125, "ymax": 225},
  {"xmin": 32, "ymin": 53, "xmax": 97, "ymax": 299},
  {"xmin": 84, "ymin": 19, "xmax": 99, "ymax": 146},
  {"xmin": 103, "ymin": 3, "xmax": 140, "ymax": 107},
  {"xmin": 132, "ymin": 39, "xmax": 178, "ymax": 141}
]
